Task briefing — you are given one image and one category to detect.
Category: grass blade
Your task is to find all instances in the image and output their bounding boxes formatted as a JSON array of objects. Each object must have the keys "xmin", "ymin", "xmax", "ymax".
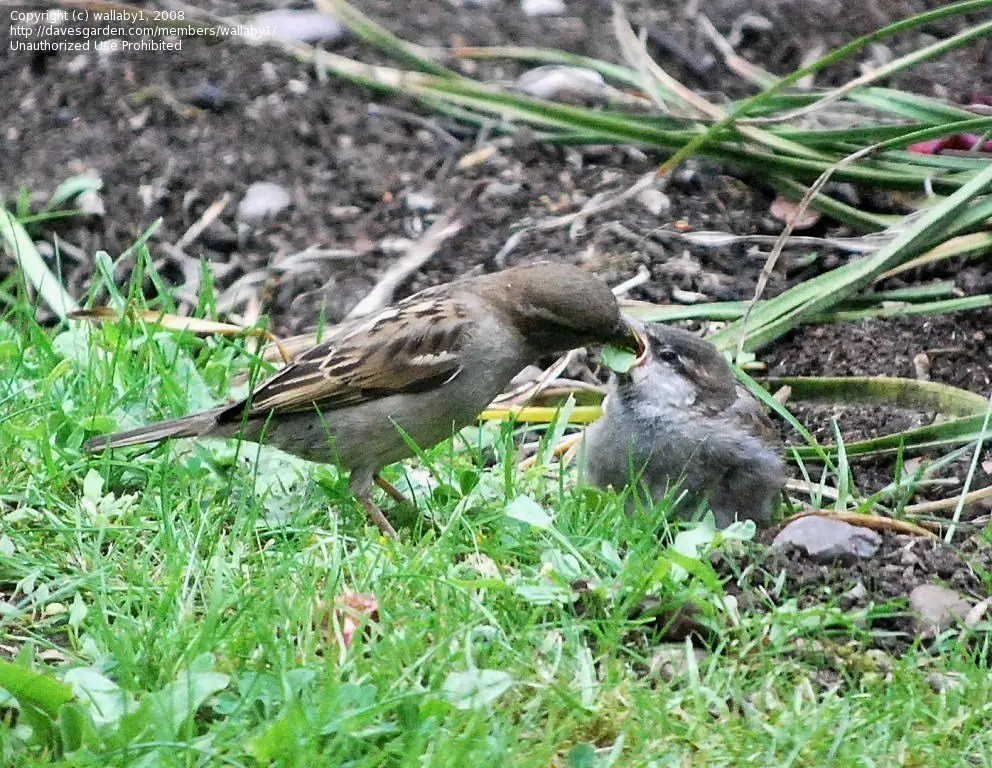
[
  {"xmin": 764, "ymin": 377, "xmax": 990, "ymax": 417},
  {"xmin": 710, "ymin": 160, "xmax": 992, "ymax": 352},
  {"xmin": 0, "ymin": 208, "xmax": 78, "ymax": 320}
]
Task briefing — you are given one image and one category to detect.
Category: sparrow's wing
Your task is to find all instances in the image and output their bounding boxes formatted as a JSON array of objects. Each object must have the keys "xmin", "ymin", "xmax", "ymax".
[
  {"xmin": 227, "ymin": 289, "xmax": 472, "ymax": 418},
  {"xmin": 728, "ymin": 385, "xmax": 781, "ymax": 447}
]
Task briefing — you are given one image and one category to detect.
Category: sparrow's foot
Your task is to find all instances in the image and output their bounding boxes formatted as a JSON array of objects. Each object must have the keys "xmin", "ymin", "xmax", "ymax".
[
  {"xmin": 357, "ymin": 493, "xmax": 399, "ymax": 539},
  {"xmin": 375, "ymin": 475, "xmax": 410, "ymax": 505}
]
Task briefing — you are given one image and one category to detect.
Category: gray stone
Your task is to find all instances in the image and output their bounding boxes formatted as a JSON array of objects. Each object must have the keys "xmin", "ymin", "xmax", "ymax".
[
  {"xmin": 909, "ymin": 584, "xmax": 971, "ymax": 638},
  {"xmin": 77, "ymin": 188, "xmax": 105, "ymax": 218},
  {"xmin": 236, "ymin": 182, "xmax": 291, "ymax": 225},
  {"xmin": 648, "ymin": 644, "xmax": 708, "ymax": 684},
  {"xmin": 844, "ymin": 581, "xmax": 868, "ymax": 601},
  {"xmin": 66, "ymin": 54, "xmax": 89, "ymax": 75},
  {"xmin": 771, "ymin": 515, "xmax": 881, "ymax": 563},
  {"xmin": 329, "ymin": 205, "xmax": 362, "ymax": 220},
  {"xmin": 899, "ymin": 548, "xmax": 921, "ymax": 567},
  {"xmin": 184, "ymin": 81, "xmax": 235, "ymax": 112},
  {"xmin": 521, "ymin": 0, "xmax": 566, "ymax": 16},
  {"xmin": 515, "ymin": 65, "xmax": 605, "ymax": 102},
  {"xmin": 404, "ymin": 190, "xmax": 437, "ymax": 213},
  {"xmin": 637, "ymin": 188, "xmax": 671, "ymax": 217},
  {"xmin": 252, "ymin": 9, "xmax": 348, "ymax": 44},
  {"xmin": 481, "ymin": 181, "xmax": 521, "ymax": 199},
  {"xmin": 927, "ymin": 672, "xmax": 963, "ymax": 693},
  {"xmin": 965, "ymin": 599, "xmax": 989, "ymax": 628}
]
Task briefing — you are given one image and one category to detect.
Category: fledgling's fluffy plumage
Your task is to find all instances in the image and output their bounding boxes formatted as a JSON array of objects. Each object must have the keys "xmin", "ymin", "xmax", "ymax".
[
  {"xmin": 583, "ymin": 324, "xmax": 785, "ymax": 528},
  {"xmin": 85, "ymin": 263, "xmax": 639, "ymax": 537}
]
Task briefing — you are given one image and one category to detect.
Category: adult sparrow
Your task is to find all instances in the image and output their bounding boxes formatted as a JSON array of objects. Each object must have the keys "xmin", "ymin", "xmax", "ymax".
[
  {"xmin": 583, "ymin": 323, "xmax": 785, "ymax": 528},
  {"xmin": 85, "ymin": 263, "xmax": 640, "ymax": 537}
]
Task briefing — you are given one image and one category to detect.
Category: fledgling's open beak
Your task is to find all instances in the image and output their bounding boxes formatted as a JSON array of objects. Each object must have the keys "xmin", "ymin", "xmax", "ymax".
[
  {"xmin": 601, "ymin": 316, "xmax": 650, "ymax": 377},
  {"xmin": 632, "ymin": 326, "xmax": 649, "ymax": 367}
]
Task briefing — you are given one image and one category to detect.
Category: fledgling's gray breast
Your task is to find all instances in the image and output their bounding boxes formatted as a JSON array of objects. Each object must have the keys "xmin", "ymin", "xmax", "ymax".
[{"xmin": 582, "ymin": 333, "xmax": 785, "ymax": 528}]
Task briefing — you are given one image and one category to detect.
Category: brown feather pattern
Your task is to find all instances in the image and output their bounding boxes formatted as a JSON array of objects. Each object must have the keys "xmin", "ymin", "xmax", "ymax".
[{"xmin": 219, "ymin": 288, "xmax": 472, "ymax": 419}]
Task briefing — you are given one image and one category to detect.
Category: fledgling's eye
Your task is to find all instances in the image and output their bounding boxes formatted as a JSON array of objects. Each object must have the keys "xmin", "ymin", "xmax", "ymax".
[{"xmin": 657, "ymin": 348, "xmax": 679, "ymax": 364}]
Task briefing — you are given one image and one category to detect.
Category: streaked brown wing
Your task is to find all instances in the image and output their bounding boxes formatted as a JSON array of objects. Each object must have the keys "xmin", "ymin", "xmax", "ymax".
[{"xmin": 231, "ymin": 294, "xmax": 471, "ymax": 417}]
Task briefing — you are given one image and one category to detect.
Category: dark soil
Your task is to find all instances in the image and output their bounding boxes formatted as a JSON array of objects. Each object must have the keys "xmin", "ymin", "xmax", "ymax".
[
  {"xmin": 714, "ymin": 530, "xmax": 992, "ymax": 654},
  {"xmin": 3, "ymin": 1, "xmax": 991, "ymax": 606},
  {"xmin": 4, "ymin": 1, "xmax": 988, "ymax": 332},
  {"xmin": 767, "ymin": 308, "xmax": 992, "ymax": 497}
]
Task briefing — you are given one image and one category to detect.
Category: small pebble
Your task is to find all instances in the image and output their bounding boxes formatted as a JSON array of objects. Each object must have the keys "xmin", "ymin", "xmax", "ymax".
[
  {"xmin": 184, "ymin": 81, "xmax": 235, "ymax": 111},
  {"xmin": 96, "ymin": 40, "xmax": 121, "ymax": 60},
  {"xmin": 252, "ymin": 9, "xmax": 348, "ymax": 44},
  {"xmin": 648, "ymin": 644, "xmax": 709, "ymax": 684},
  {"xmin": 772, "ymin": 515, "xmax": 881, "ymax": 563},
  {"xmin": 329, "ymin": 205, "xmax": 362, "ymax": 220},
  {"xmin": 379, "ymin": 237, "xmax": 413, "ymax": 254},
  {"xmin": 927, "ymin": 672, "xmax": 962, "ymax": 694},
  {"xmin": 845, "ymin": 581, "xmax": 868, "ymax": 601},
  {"xmin": 66, "ymin": 54, "xmax": 89, "ymax": 75},
  {"xmin": 909, "ymin": 584, "xmax": 971, "ymax": 638},
  {"xmin": 671, "ymin": 288, "xmax": 709, "ymax": 304},
  {"xmin": 637, "ymin": 188, "xmax": 671, "ymax": 217},
  {"xmin": 521, "ymin": 0, "xmax": 565, "ymax": 16},
  {"xmin": 77, "ymin": 189, "xmax": 105, "ymax": 218},
  {"xmin": 900, "ymin": 547, "xmax": 921, "ymax": 567},
  {"xmin": 54, "ymin": 107, "xmax": 74, "ymax": 126},
  {"xmin": 287, "ymin": 79, "xmax": 308, "ymax": 95},
  {"xmin": 515, "ymin": 65, "xmax": 605, "ymax": 102},
  {"xmin": 481, "ymin": 181, "xmax": 521, "ymax": 199},
  {"xmin": 673, "ymin": 164, "xmax": 699, "ymax": 188},
  {"xmin": 261, "ymin": 62, "xmax": 279, "ymax": 85},
  {"xmin": 404, "ymin": 190, "xmax": 437, "ymax": 213},
  {"xmin": 236, "ymin": 181, "xmax": 291, "ymax": 225},
  {"xmin": 965, "ymin": 599, "xmax": 988, "ymax": 628}
]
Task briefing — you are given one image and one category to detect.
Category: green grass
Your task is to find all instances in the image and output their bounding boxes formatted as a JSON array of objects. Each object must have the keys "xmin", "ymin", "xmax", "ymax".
[
  {"xmin": 3, "ymin": 0, "xmax": 992, "ymax": 762},
  {"xmin": 1, "ymin": 254, "xmax": 992, "ymax": 766}
]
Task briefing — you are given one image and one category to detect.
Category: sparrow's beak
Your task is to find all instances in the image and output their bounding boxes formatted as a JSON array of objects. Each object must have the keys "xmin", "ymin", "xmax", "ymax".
[{"xmin": 621, "ymin": 318, "xmax": 649, "ymax": 368}]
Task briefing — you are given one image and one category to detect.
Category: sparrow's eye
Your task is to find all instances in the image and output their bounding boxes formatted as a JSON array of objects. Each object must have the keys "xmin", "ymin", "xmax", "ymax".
[{"xmin": 657, "ymin": 348, "xmax": 679, "ymax": 364}]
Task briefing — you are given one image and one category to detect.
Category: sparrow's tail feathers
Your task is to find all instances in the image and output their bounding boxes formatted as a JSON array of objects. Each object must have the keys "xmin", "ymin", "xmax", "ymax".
[{"xmin": 83, "ymin": 406, "xmax": 228, "ymax": 453}]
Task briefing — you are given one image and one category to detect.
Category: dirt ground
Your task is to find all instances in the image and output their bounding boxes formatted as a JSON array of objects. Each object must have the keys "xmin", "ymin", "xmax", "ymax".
[
  {"xmin": 2, "ymin": 1, "xmax": 991, "ymax": 619},
  {"xmin": 720, "ymin": 529, "xmax": 992, "ymax": 653}
]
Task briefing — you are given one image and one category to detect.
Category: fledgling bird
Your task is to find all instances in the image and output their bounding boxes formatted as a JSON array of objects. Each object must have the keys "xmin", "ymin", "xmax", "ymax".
[
  {"xmin": 583, "ymin": 324, "xmax": 785, "ymax": 528},
  {"xmin": 84, "ymin": 263, "xmax": 640, "ymax": 537}
]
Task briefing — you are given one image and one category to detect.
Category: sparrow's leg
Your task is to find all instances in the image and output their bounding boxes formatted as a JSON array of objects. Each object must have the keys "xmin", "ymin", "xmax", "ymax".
[
  {"xmin": 375, "ymin": 475, "xmax": 410, "ymax": 505},
  {"xmin": 357, "ymin": 494, "xmax": 399, "ymax": 539},
  {"xmin": 349, "ymin": 470, "xmax": 399, "ymax": 538}
]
